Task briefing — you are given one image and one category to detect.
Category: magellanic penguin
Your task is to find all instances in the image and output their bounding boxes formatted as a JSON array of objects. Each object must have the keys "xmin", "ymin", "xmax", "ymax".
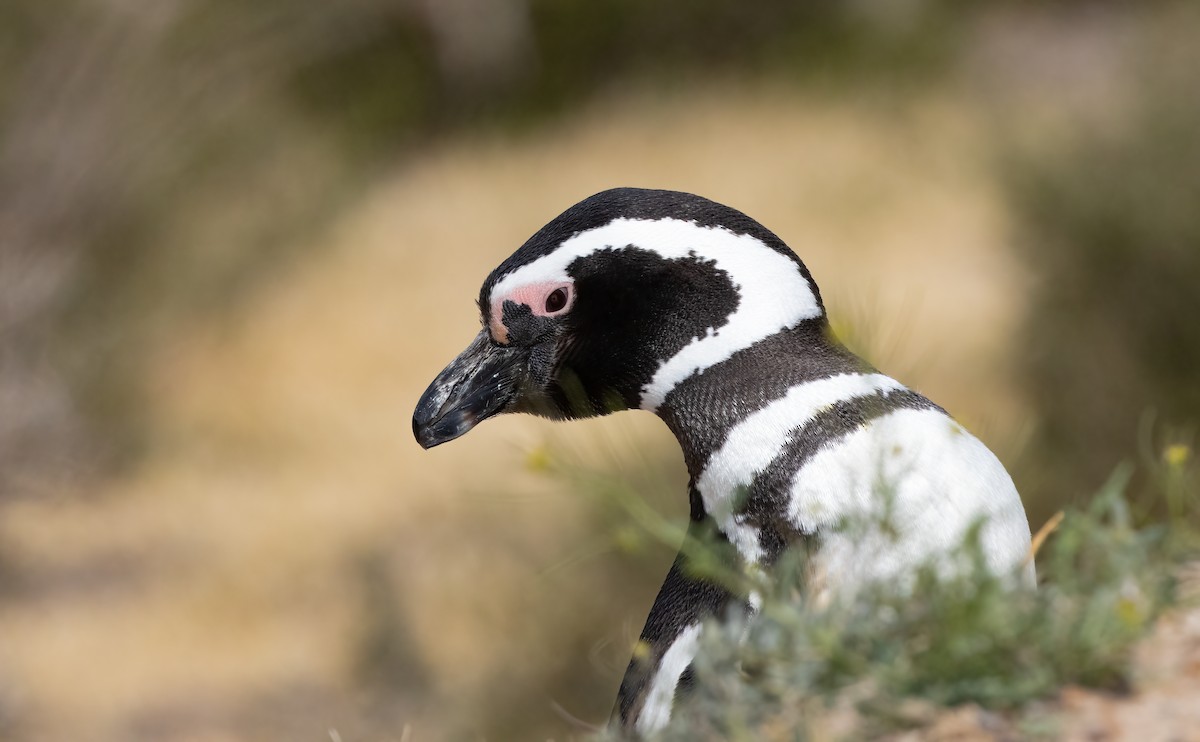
[{"xmin": 412, "ymin": 188, "xmax": 1034, "ymax": 735}]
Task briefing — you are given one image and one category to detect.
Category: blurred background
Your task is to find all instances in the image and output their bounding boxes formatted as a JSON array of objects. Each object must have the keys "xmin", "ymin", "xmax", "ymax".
[{"xmin": 1, "ymin": 1, "xmax": 1198, "ymax": 739}]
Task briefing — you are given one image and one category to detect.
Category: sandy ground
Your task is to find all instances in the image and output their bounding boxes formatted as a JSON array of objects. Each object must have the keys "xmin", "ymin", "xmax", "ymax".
[{"xmin": 0, "ymin": 84, "xmax": 1031, "ymax": 740}]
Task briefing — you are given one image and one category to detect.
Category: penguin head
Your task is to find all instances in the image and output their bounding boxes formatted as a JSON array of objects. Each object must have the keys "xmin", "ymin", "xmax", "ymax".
[{"xmin": 413, "ymin": 188, "xmax": 825, "ymax": 449}]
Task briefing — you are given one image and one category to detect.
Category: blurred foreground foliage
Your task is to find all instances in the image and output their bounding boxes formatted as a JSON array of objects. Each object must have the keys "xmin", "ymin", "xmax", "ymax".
[{"xmin": 547, "ymin": 446, "xmax": 1199, "ymax": 740}]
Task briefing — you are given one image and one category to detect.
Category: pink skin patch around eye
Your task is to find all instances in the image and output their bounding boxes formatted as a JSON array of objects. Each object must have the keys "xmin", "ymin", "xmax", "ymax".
[{"xmin": 489, "ymin": 281, "xmax": 574, "ymax": 344}]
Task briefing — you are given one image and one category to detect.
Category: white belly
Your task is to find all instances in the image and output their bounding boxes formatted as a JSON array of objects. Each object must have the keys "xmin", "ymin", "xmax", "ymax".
[{"xmin": 788, "ymin": 406, "xmax": 1035, "ymax": 591}]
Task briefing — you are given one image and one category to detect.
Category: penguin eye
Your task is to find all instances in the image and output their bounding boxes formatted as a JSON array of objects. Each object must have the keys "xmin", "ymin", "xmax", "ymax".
[{"xmin": 545, "ymin": 287, "xmax": 569, "ymax": 313}]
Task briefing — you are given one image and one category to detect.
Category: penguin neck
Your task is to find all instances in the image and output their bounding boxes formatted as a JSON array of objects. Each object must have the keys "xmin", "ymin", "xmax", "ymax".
[{"xmin": 652, "ymin": 318, "xmax": 867, "ymax": 516}]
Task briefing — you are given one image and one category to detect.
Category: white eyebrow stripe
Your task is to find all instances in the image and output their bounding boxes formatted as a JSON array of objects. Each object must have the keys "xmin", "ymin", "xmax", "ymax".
[{"xmin": 489, "ymin": 217, "xmax": 822, "ymax": 410}]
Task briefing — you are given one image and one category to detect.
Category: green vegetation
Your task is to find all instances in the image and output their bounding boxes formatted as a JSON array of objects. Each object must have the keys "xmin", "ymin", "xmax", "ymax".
[
  {"xmin": 673, "ymin": 480, "xmax": 1188, "ymax": 738},
  {"xmin": 538, "ymin": 442, "xmax": 1200, "ymax": 740}
]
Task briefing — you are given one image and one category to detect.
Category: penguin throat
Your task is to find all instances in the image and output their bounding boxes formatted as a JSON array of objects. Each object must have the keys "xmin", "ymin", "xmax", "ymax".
[
  {"xmin": 653, "ymin": 320, "xmax": 857, "ymax": 477},
  {"xmin": 651, "ymin": 320, "xmax": 867, "ymax": 558}
]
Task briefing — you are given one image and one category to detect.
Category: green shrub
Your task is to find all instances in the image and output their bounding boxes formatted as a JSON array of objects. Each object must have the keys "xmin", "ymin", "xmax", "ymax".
[
  {"xmin": 661, "ymin": 467, "xmax": 1189, "ymax": 740},
  {"xmin": 551, "ymin": 445, "xmax": 1198, "ymax": 740}
]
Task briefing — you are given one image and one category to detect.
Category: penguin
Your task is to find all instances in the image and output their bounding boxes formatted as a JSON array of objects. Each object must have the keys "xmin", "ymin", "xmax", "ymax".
[{"xmin": 412, "ymin": 188, "xmax": 1033, "ymax": 735}]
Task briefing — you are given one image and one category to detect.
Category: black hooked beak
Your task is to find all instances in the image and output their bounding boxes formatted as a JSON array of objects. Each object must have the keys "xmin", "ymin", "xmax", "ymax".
[{"xmin": 413, "ymin": 330, "xmax": 530, "ymax": 449}]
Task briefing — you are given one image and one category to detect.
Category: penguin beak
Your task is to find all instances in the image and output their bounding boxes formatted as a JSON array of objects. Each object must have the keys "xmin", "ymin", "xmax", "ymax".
[{"xmin": 413, "ymin": 330, "xmax": 530, "ymax": 449}]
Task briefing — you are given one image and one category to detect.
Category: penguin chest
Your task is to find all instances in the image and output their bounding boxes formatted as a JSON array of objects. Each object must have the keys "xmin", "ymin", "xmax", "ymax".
[
  {"xmin": 695, "ymin": 374, "xmax": 1032, "ymax": 588},
  {"xmin": 786, "ymin": 406, "xmax": 1033, "ymax": 589}
]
